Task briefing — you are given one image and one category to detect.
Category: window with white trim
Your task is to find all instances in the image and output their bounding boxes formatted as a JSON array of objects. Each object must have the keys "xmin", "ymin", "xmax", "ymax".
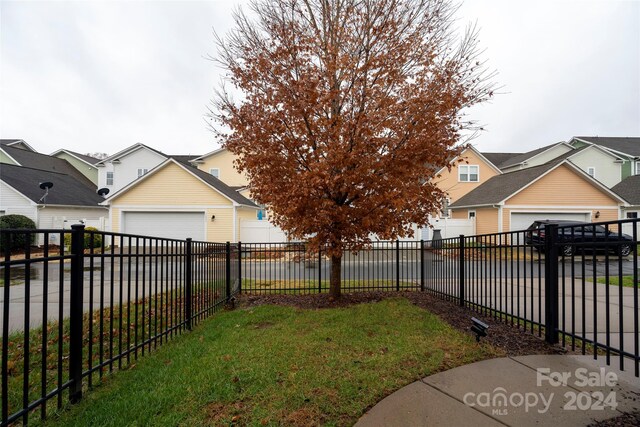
[
  {"xmin": 210, "ymin": 168, "xmax": 220, "ymax": 179},
  {"xmin": 458, "ymin": 165, "xmax": 479, "ymax": 182},
  {"xmin": 635, "ymin": 161, "xmax": 640, "ymax": 175},
  {"xmin": 468, "ymin": 210, "xmax": 476, "ymax": 219},
  {"xmin": 587, "ymin": 167, "xmax": 595, "ymax": 178},
  {"xmin": 106, "ymin": 172, "xmax": 114, "ymax": 186},
  {"xmin": 627, "ymin": 212, "xmax": 638, "ymax": 219},
  {"xmin": 137, "ymin": 168, "xmax": 149, "ymax": 178}
]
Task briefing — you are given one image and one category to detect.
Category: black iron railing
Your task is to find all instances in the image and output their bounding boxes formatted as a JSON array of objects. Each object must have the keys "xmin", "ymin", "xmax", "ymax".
[
  {"xmin": 0, "ymin": 226, "xmax": 237, "ymax": 426},
  {"xmin": 1, "ymin": 218, "xmax": 638, "ymax": 425}
]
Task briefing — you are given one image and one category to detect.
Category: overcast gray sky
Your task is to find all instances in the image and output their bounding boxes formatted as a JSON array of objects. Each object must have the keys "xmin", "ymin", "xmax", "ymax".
[{"xmin": 1, "ymin": 0, "xmax": 638, "ymax": 157}]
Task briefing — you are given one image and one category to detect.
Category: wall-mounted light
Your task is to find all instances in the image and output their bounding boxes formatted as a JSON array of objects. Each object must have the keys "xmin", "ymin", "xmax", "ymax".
[
  {"xmin": 211, "ymin": 215, "xmax": 216, "ymax": 222},
  {"xmin": 595, "ymin": 211, "xmax": 601, "ymax": 219}
]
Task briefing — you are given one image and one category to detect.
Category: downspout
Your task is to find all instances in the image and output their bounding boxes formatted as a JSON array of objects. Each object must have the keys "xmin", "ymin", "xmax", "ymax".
[
  {"xmin": 496, "ymin": 204, "xmax": 503, "ymax": 233},
  {"xmin": 232, "ymin": 203, "xmax": 238, "ymax": 243}
]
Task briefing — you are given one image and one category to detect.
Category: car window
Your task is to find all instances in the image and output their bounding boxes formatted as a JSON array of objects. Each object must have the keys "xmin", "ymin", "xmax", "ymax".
[{"xmin": 594, "ymin": 225, "xmax": 607, "ymax": 234}]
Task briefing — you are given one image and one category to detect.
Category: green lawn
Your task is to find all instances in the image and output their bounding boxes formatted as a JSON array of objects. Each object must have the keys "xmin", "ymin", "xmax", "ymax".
[
  {"xmin": 242, "ymin": 279, "xmax": 419, "ymax": 294},
  {"xmin": 596, "ymin": 273, "xmax": 639, "ymax": 288},
  {"xmin": 42, "ymin": 298, "xmax": 501, "ymax": 426}
]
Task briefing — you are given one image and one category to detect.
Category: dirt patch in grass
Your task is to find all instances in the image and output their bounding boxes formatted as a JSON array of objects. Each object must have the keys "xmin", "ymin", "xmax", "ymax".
[{"xmin": 239, "ymin": 291, "xmax": 567, "ymax": 357}]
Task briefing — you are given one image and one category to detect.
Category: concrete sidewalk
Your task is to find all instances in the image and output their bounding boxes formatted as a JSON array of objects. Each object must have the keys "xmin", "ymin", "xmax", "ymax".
[{"xmin": 355, "ymin": 355, "xmax": 640, "ymax": 427}]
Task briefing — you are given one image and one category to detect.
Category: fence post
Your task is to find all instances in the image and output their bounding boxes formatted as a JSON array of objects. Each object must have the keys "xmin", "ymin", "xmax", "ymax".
[
  {"xmin": 226, "ymin": 242, "xmax": 231, "ymax": 301},
  {"xmin": 544, "ymin": 224, "xmax": 559, "ymax": 344},
  {"xmin": 459, "ymin": 234, "xmax": 465, "ymax": 307},
  {"xmin": 185, "ymin": 238, "xmax": 192, "ymax": 331},
  {"xmin": 396, "ymin": 240, "xmax": 400, "ymax": 291},
  {"xmin": 420, "ymin": 239, "xmax": 425, "ymax": 292},
  {"xmin": 237, "ymin": 241, "xmax": 242, "ymax": 294},
  {"xmin": 318, "ymin": 246, "xmax": 322, "ymax": 293},
  {"xmin": 69, "ymin": 224, "xmax": 85, "ymax": 403}
]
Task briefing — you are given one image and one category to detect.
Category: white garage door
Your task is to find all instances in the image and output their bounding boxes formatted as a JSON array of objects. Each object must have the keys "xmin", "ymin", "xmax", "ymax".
[
  {"xmin": 122, "ymin": 212, "xmax": 205, "ymax": 241},
  {"xmin": 510, "ymin": 212, "xmax": 590, "ymax": 232}
]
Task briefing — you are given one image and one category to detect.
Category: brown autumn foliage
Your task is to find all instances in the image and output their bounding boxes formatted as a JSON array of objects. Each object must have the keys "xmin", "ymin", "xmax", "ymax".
[{"xmin": 210, "ymin": 0, "xmax": 495, "ymax": 297}]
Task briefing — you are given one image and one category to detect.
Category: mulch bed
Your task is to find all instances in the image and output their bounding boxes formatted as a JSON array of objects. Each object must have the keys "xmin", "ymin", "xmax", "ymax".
[
  {"xmin": 238, "ymin": 291, "xmax": 567, "ymax": 356},
  {"xmin": 589, "ymin": 412, "xmax": 640, "ymax": 427}
]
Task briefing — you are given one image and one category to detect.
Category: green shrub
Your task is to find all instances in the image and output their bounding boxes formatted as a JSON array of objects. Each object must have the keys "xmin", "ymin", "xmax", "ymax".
[
  {"xmin": 0, "ymin": 214, "xmax": 36, "ymax": 252},
  {"xmin": 63, "ymin": 226, "xmax": 103, "ymax": 249}
]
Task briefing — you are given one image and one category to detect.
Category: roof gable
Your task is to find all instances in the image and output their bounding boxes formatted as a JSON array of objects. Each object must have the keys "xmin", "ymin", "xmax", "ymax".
[
  {"xmin": 498, "ymin": 142, "xmax": 573, "ymax": 169},
  {"xmin": 50, "ymin": 149, "xmax": 101, "ymax": 166},
  {"xmin": 573, "ymin": 136, "xmax": 640, "ymax": 158},
  {"xmin": 95, "ymin": 143, "xmax": 168, "ymax": 166},
  {"xmin": 189, "ymin": 147, "xmax": 226, "ymax": 163},
  {"xmin": 434, "ymin": 145, "xmax": 503, "ymax": 177},
  {"xmin": 0, "ymin": 139, "xmax": 36, "ymax": 152},
  {"xmin": 104, "ymin": 158, "xmax": 257, "ymax": 207},
  {"xmin": 451, "ymin": 159, "xmax": 626, "ymax": 208}
]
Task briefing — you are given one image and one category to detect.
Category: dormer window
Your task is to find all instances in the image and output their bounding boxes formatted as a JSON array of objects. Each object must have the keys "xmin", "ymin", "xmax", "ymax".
[{"xmin": 459, "ymin": 165, "xmax": 479, "ymax": 182}]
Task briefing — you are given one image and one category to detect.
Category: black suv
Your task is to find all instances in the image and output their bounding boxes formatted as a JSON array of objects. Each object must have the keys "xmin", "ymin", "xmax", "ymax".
[{"xmin": 525, "ymin": 220, "xmax": 635, "ymax": 257}]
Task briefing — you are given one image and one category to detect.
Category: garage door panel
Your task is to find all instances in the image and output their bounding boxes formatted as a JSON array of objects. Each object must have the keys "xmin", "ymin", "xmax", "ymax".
[
  {"xmin": 123, "ymin": 212, "xmax": 205, "ymax": 241},
  {"xmin": 510, "ymin": 212, "xmax": 590, "ymax": 232}
]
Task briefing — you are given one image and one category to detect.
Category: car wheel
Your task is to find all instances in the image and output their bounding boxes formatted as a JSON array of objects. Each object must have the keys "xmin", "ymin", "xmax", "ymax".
[
  {"xmin": 619, "ymin": 244, "xmax": 632, "ymax": 257},
  {"xmin": 561, "ymin": 245, "xmax": 574, "ymax": 257}
]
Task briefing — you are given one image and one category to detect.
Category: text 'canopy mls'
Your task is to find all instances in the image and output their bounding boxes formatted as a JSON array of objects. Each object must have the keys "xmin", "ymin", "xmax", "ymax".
[{"xmin": 210, "ymin": 0, "xmax": 495, "ymax": 297}]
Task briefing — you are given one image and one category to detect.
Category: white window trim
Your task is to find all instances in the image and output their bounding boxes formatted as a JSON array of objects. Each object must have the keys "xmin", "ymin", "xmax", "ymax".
[
  {"xmin": 587, "ymin": 167, "xmax": 595, "ymax": 178},
  {"xmin": 210, "ymin": 168, "xmax": 220, "ymax": 179},
  {"xmin": 106, "ymin": 172, "xmax": 114, "ymax": 186},
  {"xmin": 626, "ymin": 211, "xmax": 639, "ymax": 219},
  {"xmin": 458, "ymin": 165, "xmax": 480, "ymax": 182},
  {"xmin": 468, "ymin": 210, "xmax": 476, "ymax": 219},
  {"xmin": 137, "ymin": 168, "xmax": 149, "ymax": 178},
  {"xmin": 635, "ymin": 161, "xmax": 640, "ymax": 175}
]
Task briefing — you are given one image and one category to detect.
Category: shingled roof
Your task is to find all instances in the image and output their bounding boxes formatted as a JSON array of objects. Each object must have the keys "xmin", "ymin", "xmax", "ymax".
[
  {"xmin": 611, "ymin": 175, "xmax": 640, "ymax": 205},
  {"xmin": 481, "ymin": 152, "xmax": 521, "ymax": 168},
  {"xmin": 51, "ymin": 149, "xmax": 102, "ymax": 166},
  {"xmin": 450, "ymin": 148, "xmax": 594, "ymax": 208},
  {"xmin": 497, "ymin": 142, "xmax": 570, "ymax": 169},
  {"xmin": 0, "ymin": 164, "xmax": 104, "ymax": 206},
  {"xmin": 574, "ymin": 137, "xmax": 640, "ymax": 157},
  {"xmin": 1, "ymin": 145, "xmax": 96, "ymax": 189}
]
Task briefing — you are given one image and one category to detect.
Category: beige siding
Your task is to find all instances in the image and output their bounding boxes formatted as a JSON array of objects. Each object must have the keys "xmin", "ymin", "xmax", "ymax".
[
  {"xmin": 111, "ymin": 162, "xmax": 232, "ymax": 206},
  {"xmin": 506, "ymin": 165, "xmax": 619, "ymax": 206},
  {"xmin": 196, "ymin": 149, "xmax": 249, "ymax": 187},
  {"xmin": 474, "ymin": 208, "xmax": 499, "ymax": 235},
  {"xmin": 432, "ymin": 149, "xmax": 500, "ymax": 204},
  {"xmin": 206, "ymin": 208, "xmax": 234, "ymax": 242}
]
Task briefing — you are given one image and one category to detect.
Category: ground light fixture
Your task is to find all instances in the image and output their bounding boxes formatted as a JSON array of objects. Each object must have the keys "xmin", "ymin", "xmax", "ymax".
[{"xmin": 471, "ymin": 317, "xmax": 489, "ymax": 342}]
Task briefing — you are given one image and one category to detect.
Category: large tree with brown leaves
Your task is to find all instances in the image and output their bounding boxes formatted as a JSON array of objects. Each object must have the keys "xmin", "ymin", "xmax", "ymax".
[{"xmin": 211, "ymin": 0, "xmax": 494, "ymax": 299}]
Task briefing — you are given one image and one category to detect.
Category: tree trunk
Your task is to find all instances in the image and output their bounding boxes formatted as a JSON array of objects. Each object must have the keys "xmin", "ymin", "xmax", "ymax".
[{"xmin": 329, "ymin": 254, "xmax": 342, "ymax": 299}]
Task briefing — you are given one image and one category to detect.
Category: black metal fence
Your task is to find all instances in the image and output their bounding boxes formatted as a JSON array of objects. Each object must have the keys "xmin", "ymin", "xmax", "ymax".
[
  {"xmin": 1, "ymin": 219, "xmax": 638, "ymax": 425},
  {"xmin": 238, "ymin": 218, "xmax": 639, "ymax": 378},
  {"xmin": 0, "ymin": 226, "xmax": 237, "ymax": 426}
]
